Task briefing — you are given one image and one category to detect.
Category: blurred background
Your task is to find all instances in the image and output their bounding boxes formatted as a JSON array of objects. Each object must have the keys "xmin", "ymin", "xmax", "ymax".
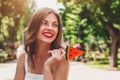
[{"xmin": 0, "ymin": 0, "xmax": 120, "ymax": 80}]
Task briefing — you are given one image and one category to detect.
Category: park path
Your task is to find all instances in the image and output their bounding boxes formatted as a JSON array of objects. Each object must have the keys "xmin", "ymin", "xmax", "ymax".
[
  {"xmin": 68, "ymin": 62, "xmax": 120, "ymax": 80},
  {"xmin": 0, "ymin": 60, "xmax": 17, "ymax": 80},
  {"xmin": 0, "ymin": 60, "xmax": 120, "ymax": 80}
]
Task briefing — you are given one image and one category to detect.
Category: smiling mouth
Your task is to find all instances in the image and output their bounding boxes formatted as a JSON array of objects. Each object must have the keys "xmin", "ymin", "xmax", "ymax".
[{"xmin": 43, "ymin": 32, "xmax": 54, "ymax": 38}]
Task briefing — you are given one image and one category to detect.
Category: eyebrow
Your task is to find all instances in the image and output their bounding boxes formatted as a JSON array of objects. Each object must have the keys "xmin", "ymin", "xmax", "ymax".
[{"xmin": 43, "ymin": 20, "xmax": 58, "ymax": 24}]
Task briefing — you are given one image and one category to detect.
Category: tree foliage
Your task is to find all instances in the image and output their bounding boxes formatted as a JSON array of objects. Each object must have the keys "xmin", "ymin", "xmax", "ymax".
[
  {"xmin": 58, "ymin": 0, "xmax": 120, "ymax": 68},
  {"xmin": 0, "ymin": 0, "xmax": 36, "ymax": 43}
]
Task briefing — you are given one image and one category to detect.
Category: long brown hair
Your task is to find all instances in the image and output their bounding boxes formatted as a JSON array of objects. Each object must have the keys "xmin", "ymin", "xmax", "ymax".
[{"xmin": 24, "ymin": 7, "xmax": 63, "ymax": 68}]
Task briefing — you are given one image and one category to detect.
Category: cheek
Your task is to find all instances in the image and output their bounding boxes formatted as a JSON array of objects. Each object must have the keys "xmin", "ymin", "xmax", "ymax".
[
  {"xmin": 37, "ymin": 32, "xmax": 40, "ymax": 39},
  {"xmin": 55, "ymin": 29, "xmax": 58, "ymax": 36},
  {"xmin": 37, "ymin": 29, "xmax": 42, "ymax": 38}
]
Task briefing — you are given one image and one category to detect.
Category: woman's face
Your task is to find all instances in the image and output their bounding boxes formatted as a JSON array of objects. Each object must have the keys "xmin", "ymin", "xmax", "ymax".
[{"xmin": 37, "ymin": 13, "xmax": 58, "ymax": 44}]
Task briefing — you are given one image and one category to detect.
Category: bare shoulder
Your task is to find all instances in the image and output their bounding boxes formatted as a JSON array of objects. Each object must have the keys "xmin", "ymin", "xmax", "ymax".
[
  {"xmin": 14, "ymin": 53, "xmax": 26, "ymax": 80},
  {"xmin": 16, "ymin": 52, "xmax": 26, "ymax": 69},
  {"xmin": 18, "ymin": 52, "xmax": 26, "ymax": 62}
]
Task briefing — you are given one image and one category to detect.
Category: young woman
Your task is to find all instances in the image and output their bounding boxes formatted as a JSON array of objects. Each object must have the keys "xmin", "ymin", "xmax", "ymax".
[{"xmin": 14, "ymin": 7, "xmax": 69, "ymax": 80}]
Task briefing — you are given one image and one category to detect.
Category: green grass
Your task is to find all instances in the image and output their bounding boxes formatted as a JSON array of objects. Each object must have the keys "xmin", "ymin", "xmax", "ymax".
[{"xmin": 85, "ymin": 58, "xmax": 120, "ymax": 70}]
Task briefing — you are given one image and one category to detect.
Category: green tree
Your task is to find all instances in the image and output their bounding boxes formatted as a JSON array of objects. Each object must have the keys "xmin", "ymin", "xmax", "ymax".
[
  {"xmin": 0, "ymin": 0, "xmax": 35, "ymax": 43},
  {"xmin": 96, "ymin": 0, "xmax": 120, "ymax": 68},
  {"xmin": 58, "ymin": 0, "xmax": 120, "ymax": 68}
]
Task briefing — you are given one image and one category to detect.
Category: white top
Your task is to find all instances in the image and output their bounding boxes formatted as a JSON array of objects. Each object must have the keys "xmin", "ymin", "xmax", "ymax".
[{"xmin": 24, "ymin": 54, "xmax": 43, "ymax": 80}]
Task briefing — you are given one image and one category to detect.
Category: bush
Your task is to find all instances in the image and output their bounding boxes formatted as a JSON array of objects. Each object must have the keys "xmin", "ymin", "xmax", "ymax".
[{"xmin": 0, "ymin": 49, "xmax": 8, "ymax": 62}]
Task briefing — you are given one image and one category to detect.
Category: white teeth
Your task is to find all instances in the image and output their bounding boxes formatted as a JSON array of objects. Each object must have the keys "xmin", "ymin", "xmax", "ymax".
[{"xmin": 44, "ymin": 33, "xmax": 52, "ymax": 36}]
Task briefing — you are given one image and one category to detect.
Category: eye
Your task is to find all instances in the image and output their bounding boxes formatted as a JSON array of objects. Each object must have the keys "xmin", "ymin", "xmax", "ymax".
[
  {"xmin": 42, "ymin": 21, "xmax": 48, "ymax": 26},
  {"xmin": 53, "ymin": 23, "xmax": 58, "ymax": 28}
]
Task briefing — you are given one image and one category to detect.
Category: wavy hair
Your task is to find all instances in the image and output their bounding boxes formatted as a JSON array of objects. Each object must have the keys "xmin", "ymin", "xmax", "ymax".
[{"xmin": 24, "ymin": 7, "xmax": 63, "ymax": 68}]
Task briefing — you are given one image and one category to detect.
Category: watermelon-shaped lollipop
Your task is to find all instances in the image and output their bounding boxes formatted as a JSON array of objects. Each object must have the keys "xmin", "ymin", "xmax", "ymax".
[{"xmin": 66, "ymin": 46, "xmax": 84, "ymax": 60}]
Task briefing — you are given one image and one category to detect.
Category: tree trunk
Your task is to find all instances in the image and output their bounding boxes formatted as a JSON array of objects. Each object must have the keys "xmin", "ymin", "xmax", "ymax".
[
  {"xmin": 9, "ymin": 17, "xmax": 20, "ymax": 42},
  {"xmin": 110, "ymin": 38, "xmax": 118, "ymax": 68},
  {"xmin": 105, "ymin": 23, "xmax": 119, "ymax": 68}
]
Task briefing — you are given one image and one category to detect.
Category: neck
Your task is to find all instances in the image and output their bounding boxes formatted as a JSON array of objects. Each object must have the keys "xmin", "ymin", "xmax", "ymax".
[{"xmin": 34, "ymin": 42, "xmax": 51, "ymax": 58}]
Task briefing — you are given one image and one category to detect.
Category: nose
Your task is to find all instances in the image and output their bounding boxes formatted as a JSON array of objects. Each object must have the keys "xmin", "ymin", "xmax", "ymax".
[{"xmin": 46, "ymin": 24, "xmax": 53, "ymax": 31}]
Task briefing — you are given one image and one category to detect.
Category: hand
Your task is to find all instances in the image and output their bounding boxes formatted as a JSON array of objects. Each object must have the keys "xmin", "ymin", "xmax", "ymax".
[{"xmin": 44, "ymin": 48, "xmax": 65, "ymax": 70}]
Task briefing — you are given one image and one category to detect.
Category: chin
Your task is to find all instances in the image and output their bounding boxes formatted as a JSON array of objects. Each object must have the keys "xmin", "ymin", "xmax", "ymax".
[
  {"xmin": 42, "ymin": 39, "xmax": 54, "ymax": 44},
  {"xmin": 38, "ymin": 37, "xmax": 56, "ymax": 43}
]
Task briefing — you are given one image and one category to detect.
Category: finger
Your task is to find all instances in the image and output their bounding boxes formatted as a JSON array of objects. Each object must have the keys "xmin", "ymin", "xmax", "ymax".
[
  {"xmin": 47, "ymin": 50, "xmax": 52, "ymax": 54},
  {"xmin": 52, "ymin": 49, "xmax": 60, "ymax": 55},
  {"xmin": 47, "ymin": 50, "xmax": 53, "ymax": 56},
  {"xmin": 48, "ymin": 50, "xmax": 59, "ymax": 57},
  {"xmin": 59, "ymin": 48, "xmax": 65, "ymax": 54},
  {"xmin": 59, "ymin": 49, "xmax": 65, "ymax": 58}
]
